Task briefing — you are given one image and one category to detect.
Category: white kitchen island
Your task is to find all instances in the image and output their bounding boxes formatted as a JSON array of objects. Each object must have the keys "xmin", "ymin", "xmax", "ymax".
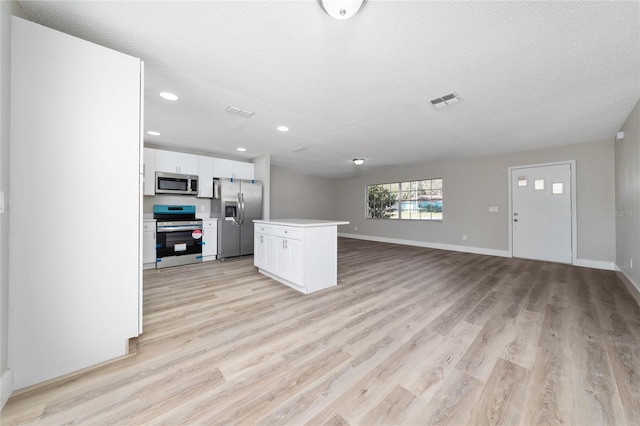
[{"xmin": 254, "ymin": 219, "xmax": 349, "ymax": 294}]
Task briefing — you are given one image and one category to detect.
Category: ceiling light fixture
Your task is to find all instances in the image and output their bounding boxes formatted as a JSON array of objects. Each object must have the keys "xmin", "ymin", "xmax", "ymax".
[
  {"xmin": 318, "ymin": 0, "xmax": 366, "ymax": 20},
  {"xmin": 237, "ymin": 147, "xmax": 247, "ymax": 152},
  {"xmin": 159, "ymin": 91, "xmax": 179, "ymax": 101},
  {"xmin": 147, "ymin": 131, "xmax": 160, "ymax": 136},
  {"xmin": 225, "ymin": 105, "xmax": 254, "ymax": 117},
  {"xmin": 277, "ymin": 126, "xmax": 290, "ymax": 132},
  {"xmin": 353, "ymin": 158, "xmax": 365, "ymax": 165}
]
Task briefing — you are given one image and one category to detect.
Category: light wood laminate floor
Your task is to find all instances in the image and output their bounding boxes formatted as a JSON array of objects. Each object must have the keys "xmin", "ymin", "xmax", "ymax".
[{"xmin": 3, "ymin": 238, "xmax": 640, "ymax": 425}]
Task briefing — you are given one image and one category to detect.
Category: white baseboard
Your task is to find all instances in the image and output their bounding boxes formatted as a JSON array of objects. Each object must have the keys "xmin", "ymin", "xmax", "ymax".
[
  {"xmin": 338, "ymin": 233, "xmax": 511, "ymax": 258},
  {"xmin": 1, "ymin": 369, "xmax": 13, "ymax": 410},
  {"xmin": 615, "ymin": 267, "xmax": 640, "ymax": 306},
  {"xmin": 573, "ymin": 258, "xmax": 617, "ymax": 271},
  {"xmin": 338, "ymin": 233, "xmax": 617, "ymax": 272}
]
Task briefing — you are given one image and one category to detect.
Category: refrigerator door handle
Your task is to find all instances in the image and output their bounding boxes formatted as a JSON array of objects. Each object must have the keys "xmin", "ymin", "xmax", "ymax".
[
  {"xmin": 241, "ymin": 193, "xmax": 245, "ymax": 225},
  {"xmin": 236, "ymin": 193, "xmax": 241, "ymax": 226}
]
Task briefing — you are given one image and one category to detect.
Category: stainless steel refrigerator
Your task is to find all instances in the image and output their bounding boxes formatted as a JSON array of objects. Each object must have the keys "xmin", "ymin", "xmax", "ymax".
[{"xmin": 211, "ymin": 178, "xmax": 263, "ymax": 259}]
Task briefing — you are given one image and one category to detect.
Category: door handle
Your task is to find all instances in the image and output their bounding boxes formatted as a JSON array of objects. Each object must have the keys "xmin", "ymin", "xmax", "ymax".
[
  {"xmin": 241, "ymin": 193, "xmax": 245, "ymax": 225},
  {"xmin": 513, "ymin": 219, "xmax": 519, "ymax": 222}
]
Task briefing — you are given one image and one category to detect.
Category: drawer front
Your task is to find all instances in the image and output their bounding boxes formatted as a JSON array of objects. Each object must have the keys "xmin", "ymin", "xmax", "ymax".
[
  {"xmin": 143, "ymin": 222, "xmax": 156, "ymax": 232},
  {"xmin": 255, "ymin": 224, "xmax": 274, "ymax": 235},
  {"xmin": 203, "ymin": 219, "xmax": 217, "ymax": 229},
  {"xmin": 274, "ymin": 226, "xmax": 302, "ymax": 240}
]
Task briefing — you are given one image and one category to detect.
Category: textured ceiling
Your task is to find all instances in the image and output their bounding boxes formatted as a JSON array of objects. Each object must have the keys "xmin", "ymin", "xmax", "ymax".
[{"xmin": 18, "ymin": 0, "xmax": 640, "ymax": 177}]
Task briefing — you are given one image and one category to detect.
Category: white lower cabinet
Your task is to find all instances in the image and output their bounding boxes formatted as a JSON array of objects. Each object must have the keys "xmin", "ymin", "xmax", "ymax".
[
  {"xmin": 274, "ymin": 236, "xmax": 303, "ymax": 285},
  {"xmin": 255, "ymin": 230, "xmax": 275, "ymax": 270},
  {"xmin": 142, "ymin": 220, "xmax": 156, "ymax": 269},
  {"xmin": 254, "ymin": 220, "xmax": 346, "ymax": 294},
  {"xmin": 202, "ymin": 219, "xmax": 218, "ymax": 261}
]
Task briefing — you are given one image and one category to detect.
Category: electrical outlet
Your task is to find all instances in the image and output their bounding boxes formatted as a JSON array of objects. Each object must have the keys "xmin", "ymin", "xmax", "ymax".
[{"xmin": 462, "ymin": 235, "xmax": 467, "ymax": 241}]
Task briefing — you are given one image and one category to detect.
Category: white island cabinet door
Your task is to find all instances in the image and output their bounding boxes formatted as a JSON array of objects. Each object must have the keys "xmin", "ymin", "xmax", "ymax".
[
  {"xmin": 255, "ymin": 233, "xmax": 266, "ymax": 269},
  {"xmin": 9, "ymin": 16, "xmax": 142, "ymax": 390}
]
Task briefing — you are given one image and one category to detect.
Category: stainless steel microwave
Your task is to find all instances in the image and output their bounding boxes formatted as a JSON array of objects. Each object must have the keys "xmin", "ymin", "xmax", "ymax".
[{"xmin": 155, "ymin": 172, "xmax": 198, "ymax": 195}]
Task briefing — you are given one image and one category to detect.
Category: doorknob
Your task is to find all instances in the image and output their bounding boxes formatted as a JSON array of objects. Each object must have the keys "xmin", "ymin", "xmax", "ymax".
[
  {"xmin": 513, "ymin": 212, "xmax": 518, "ymax": 216},
  {"xmin": 514, "ymin": 219, "xmax": 519, "ymax": 222}
]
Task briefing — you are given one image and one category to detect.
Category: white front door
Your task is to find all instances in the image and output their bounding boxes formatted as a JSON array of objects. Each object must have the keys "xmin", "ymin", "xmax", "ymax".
[{"xmin": 511, "ymin": 163, "xmax": 572, "ymax": 263}]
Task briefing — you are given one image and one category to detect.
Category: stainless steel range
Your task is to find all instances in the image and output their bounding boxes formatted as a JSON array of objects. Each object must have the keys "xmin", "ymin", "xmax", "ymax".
[{"xmin": 153, "ymin": 205, "xmax": 203, "ymax": 268}]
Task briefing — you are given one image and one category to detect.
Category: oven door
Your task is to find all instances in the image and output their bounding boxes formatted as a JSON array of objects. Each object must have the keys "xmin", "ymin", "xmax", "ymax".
[{"xmin": 156, "ymin": 226, "xmax": 203, "ymax": 259}]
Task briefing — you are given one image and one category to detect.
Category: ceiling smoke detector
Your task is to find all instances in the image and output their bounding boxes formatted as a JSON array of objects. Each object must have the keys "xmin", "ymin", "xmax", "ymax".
[{"xmin": 430, "ymin": 93, "xmax": 461, "ymax": 108}]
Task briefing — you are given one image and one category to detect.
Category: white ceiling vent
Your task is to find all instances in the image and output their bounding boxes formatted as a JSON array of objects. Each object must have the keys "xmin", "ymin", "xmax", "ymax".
[
  {"xmin": 225, "ymin": 106, "xmax": 255, "ymax": 117},
  {"xmin": 430, "ymin": 93, "xmax": 461, "ymax": 108}
]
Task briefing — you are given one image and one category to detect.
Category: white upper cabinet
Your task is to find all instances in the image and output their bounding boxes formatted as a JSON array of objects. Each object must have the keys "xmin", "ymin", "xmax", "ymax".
[
  {"xmin": 197, "ymin": 156, "xmax": 214, "ymax": 198},
  {"xmin": 213, "ymin": 158, "xmax": 254, "ymax": 180},
  {"xmin": 234, "ymin": 161, "xmax": 255, "ymax": 180},
  {"xmin": 143, "ymin": 148, "xmax": 156, "ymax": 196},
  {"xmin": 155, "ymin": 150, "xmax": 199, "ymax": 175}
]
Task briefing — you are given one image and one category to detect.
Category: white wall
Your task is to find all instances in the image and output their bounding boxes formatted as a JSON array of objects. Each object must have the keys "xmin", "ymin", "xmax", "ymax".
[
  {"xmin": 615, "ymin": 99, "xmax": 640, "ymax": 291},
  {"xmin": 270, "ymin": 166, "xmax": 339, "ymax": 220},
  {"xmin": 253, "ymin": 154, "xmax": 271, "ymax": 220},
  {"xmin": 0, "ymin": 0, "xmax": 26, "ymax": 409},
  {"xmin": 9, "ymin": 17, "xmax": 141, "ymax": 390},
  {"xmin": 334, "ymin": 140, "xmax": 616, "ymax": 264}
]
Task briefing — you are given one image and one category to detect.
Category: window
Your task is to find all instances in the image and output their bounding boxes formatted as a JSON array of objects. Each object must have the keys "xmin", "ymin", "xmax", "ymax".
[{"xmin": 366, "ymin": 178, "xmax": 443, "ymax": 221}]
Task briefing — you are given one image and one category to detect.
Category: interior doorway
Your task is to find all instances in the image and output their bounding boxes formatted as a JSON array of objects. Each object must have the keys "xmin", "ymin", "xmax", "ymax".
[{"xmin": 509, "ymin": 162, "xmax": 575, "ymax": 264}]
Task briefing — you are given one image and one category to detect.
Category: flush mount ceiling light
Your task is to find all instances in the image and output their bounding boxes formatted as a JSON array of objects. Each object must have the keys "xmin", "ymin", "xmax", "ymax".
[
  {"xmin": 146, "ymin": 131, "xmax": 160, "ymax": 136},
  {"xmin": 430, "ymin": 92, "xmax": 461, "ymax": 109},
  {"xmin": 318, "ymin": 0, "xmax": 366, "ymax": 20},
  {"xmin": 353, "ymin": 158, "xmax": 365, "ymax": 165},
  {"xmin": 159, "ymin": 91, "xmax": 179, "ymax": 101},
  {"xmin": 277, "ymin": 126, "xmax": 290, "ymax": 132}
]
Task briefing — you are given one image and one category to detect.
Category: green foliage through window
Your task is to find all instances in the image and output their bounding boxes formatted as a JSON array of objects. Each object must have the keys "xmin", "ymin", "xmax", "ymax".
[{"xmin": 366, "ymin": 179, "xmax": 443, "ymax": 221}]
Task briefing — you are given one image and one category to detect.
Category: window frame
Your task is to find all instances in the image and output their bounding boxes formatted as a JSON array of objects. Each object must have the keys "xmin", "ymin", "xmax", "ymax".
[{"xmin": 365, "ymin": 178, "xmax": 443, "ymax": 222}]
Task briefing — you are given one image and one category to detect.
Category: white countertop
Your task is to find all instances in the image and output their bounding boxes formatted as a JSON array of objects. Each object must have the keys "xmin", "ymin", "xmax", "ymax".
[{"xmin": 254, "ymin": 219, "xmax": 349, "ymax": 228}]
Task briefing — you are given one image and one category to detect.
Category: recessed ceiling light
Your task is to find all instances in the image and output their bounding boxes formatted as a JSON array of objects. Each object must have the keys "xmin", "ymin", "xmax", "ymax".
[
  {"xmin": 159, "ymin": 92, "xmax": 179, "ymax": 101},
  {"xmin": 237, "ymin": 147, "xmax": 247, "ymax": 152},
  {"xmin": 277, "ymin": 126, "xmax": 290, "ymax": 132},
  {"xmin": 353, "ymin": 158, "xmax": 365, "ymax": 165},
  {"xmin": 147, "ymin": 131, "xmax": 160, "ymax": 136}
]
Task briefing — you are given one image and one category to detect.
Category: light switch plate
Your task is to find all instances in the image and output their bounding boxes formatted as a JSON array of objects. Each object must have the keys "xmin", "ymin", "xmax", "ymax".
[{"xmin": 489, "ymin": 206, "xmax": 498, "ymax": 213}]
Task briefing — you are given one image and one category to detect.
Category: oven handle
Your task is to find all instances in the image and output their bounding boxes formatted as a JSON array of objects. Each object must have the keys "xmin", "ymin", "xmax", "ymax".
[{"xmin": 157, "ymin": 226, "xmax": 203, "ymax": 232}]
